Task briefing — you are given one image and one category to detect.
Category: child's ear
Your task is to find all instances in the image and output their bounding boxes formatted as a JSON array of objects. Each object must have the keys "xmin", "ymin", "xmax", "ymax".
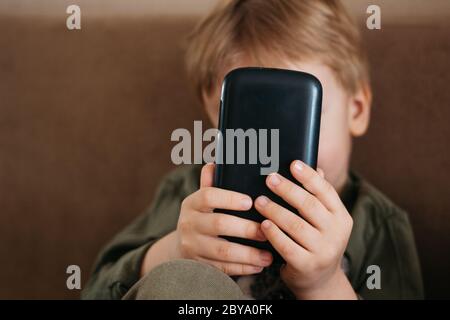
[{"xmin": 348, "ymin": 83, "xmax": 372, "ymax": 137}]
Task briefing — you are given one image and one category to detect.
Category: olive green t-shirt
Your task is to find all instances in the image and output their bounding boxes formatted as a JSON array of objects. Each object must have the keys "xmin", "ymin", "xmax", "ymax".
[{"xmin": 81, "ymin": 165, "xmax": 424, "ymax": 300}]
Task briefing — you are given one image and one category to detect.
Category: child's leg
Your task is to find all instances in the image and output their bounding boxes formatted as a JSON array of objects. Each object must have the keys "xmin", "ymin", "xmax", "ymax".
[{"xmin": 122, "ymin": 259, "xmax": 246, "ymax": 300}]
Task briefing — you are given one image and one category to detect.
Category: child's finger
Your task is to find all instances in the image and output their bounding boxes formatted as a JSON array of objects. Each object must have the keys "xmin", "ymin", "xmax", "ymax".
[
  {"xmin": 200, "ymin": 163, "xmax": 215, "ymax": 188},
  {"xmin": 265, "ymin": 172, "xmax": 329, "ymax": 230},
  {"xmin": 189, "ymin": 187, "xmax": 252, "ymax": 212},
  {"xmin": 197, "ymin": 213, "xmax": 266, "ymax": 241},
  {"xmin": 254, "ymin": 196, "xmax": 320, "ymax": 251},
  {"xmin": 260, "ymin": 219, "xmax": 309, "ymax": 269},
  {"xmin": 290, "ymin": 160, "xmax": 344, "ymax": 213},
  {"xmin": 196, "ymin": 257, "xmax": 264, "ymax": 276},
  {"xmin": 317, "ymin": 168, "xmax": 325, "ymax": 179},
  {"xmin": 196, "ymin": 235, "xmax": 272, "ymax": 267}
]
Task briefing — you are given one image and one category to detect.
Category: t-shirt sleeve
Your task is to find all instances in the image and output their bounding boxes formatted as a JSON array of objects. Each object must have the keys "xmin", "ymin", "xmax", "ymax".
[{"xmin": 81, "ymin": 171, "xmax": 190, "ymax": 300}]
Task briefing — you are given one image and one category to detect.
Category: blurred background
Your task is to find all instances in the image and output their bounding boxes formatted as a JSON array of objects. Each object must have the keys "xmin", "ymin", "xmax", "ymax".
[{"xmin": 0, "ymin": 0, "xmax": 449, "ymax": 299}]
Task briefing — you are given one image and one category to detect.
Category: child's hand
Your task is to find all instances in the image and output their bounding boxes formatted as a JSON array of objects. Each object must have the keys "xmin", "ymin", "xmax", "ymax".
[
  {"xmin": 174, "ymin": 163, "xmax": 273, "ymax": 275},
  {"xmin": 254, "ymin": 160, "xmax": 356, "ymax": 300}
]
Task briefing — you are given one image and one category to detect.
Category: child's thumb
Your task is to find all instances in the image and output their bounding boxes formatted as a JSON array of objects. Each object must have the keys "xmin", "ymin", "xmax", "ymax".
[
  {"xmin": 200, "ymin": 163, "xmax": 215, "ymax": 188},
  {"xmin": 317, "ymin": 168, "xmax": 325, "ymax": 179}
]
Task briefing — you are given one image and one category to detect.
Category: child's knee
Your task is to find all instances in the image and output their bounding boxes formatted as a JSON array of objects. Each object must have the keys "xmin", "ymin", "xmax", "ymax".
[{"xmin": 122, "ymin": 259, "xmax": 245, "ymax": 300}]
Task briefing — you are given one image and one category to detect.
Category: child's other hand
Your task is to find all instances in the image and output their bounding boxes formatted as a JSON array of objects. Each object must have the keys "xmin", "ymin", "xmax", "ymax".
[
  {"xmin": 174, "ymin": 163, "xmax": 273, "ymax": 275},
  {"xmin": 255, "ymin": 160, "xmax": 356, "ymax": 300}
]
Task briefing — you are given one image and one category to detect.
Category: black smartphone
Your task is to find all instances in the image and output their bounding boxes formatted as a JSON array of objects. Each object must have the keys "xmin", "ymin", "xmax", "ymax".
[{"xmin": 213, "ymin": 67, "xmax": 322, "ymax": 261}]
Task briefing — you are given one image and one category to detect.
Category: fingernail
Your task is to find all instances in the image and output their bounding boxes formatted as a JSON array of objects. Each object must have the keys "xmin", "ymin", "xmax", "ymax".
[
  {"xmin": 252, "ymin": 266, "xmax": 264, "ymax": 273},
  {"xmin": 260, "ymin": 251, "xmax": 272, "ymax": 262},
  {"xmin": 241, "ymin": 198, "xmax": 252, "ymax": 209},
  {"xmin": 261, "ymin": 220, "xmax": 272, "ymax": 229},
  {"xmin": 256, "ymin": 196, "xmax": 269, "ymax": 207},
  {"xmin": 294, "ymin": 160, "xmax": 303, "ymax": 172},
  {"xmin": 268, "ymin": 173, "xmax": 281, "ymax": 186}
]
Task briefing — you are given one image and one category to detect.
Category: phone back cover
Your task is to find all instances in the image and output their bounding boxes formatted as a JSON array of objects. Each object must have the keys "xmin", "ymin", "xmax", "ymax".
[{"xmin": 214, "ymin": 67, "xmax": 322, "ymax": 259}]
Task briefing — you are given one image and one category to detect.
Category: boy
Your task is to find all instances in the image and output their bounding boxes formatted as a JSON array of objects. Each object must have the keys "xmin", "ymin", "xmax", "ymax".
[{"xmin": 82, "ymin": 0, "xmax": 423, "ymax": 299}]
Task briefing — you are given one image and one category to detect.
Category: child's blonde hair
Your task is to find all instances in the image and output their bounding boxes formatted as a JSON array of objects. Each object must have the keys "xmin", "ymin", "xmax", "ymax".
[{"xmin": 185, "ymin": 0, "xmax": 370, "ymax": 101}]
